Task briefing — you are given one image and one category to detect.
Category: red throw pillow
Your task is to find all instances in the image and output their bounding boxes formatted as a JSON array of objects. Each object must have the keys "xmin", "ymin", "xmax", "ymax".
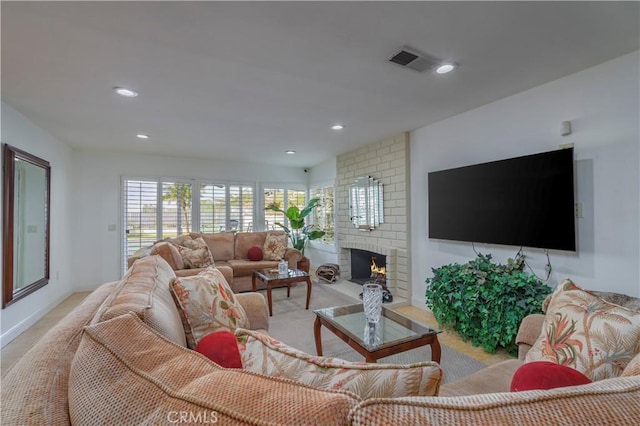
[
  {"xmin": 194, "ymin": 331, "xmax": 243, "ymax": 369},
  {"xmin": 247, "ymin": 245, "xmax": 263, "ymax": 261},
  {"xmin": 511, "ymin": 361, "xmax": 591, "ymax": 392}
]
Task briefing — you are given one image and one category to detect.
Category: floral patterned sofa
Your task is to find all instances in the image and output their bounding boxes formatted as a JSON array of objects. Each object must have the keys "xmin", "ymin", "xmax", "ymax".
[
  {"xmin": 2, "ymin": 257, "xmax": 639, "ymax": 425},
  {"xmin": 127, "ymin": 230, "xmax": 303, "ymax": 293}
]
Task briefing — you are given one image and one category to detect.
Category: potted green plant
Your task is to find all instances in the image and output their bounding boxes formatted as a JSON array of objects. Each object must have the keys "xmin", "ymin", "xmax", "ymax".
[{"xmin": 265, "ymin": 197, "xmax": 325, "ymax": 272}]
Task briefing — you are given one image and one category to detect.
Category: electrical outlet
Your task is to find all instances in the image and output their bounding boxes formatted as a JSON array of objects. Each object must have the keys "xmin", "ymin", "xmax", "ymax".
[{"xmin": 575, "ymin": 202, "xmax": 584, "ymax": 219}]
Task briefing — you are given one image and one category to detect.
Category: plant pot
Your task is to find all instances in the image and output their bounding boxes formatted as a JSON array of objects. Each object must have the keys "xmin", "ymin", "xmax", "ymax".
[{"xmin": 297, "ymin": 257, "xmax": 310, "ymax": 273}]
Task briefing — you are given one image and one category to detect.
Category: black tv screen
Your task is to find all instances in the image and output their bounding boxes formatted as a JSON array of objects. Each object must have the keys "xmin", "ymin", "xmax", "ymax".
[{"xmin": 428, "ymin": 148, "xmax": 576, "ymax": 251}]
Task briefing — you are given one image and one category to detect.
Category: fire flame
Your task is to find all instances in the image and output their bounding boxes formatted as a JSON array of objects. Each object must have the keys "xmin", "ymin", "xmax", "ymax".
[{"xmin": 370, "ymin": 258, "xmax": 386, "ymax": 276}]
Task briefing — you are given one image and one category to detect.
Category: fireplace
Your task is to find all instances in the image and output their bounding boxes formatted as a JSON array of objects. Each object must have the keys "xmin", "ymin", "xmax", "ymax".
[{"xmin": 350, "ymin": 249, "xmax": 387, "ymax": 285}]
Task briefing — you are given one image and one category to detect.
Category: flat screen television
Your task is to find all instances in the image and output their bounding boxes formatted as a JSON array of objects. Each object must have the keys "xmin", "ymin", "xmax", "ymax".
[{"xmin": 428, "ymin": 148, "xmax": 575, "ymax": 251}]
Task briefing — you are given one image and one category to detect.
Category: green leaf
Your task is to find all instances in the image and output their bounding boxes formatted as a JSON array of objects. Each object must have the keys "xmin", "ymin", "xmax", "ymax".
[{"xmin": 425, "ymin": 252, "xmax": 552, "ymax": 357}]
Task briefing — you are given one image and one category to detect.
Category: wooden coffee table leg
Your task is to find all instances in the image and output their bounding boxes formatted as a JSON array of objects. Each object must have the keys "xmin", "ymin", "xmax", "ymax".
[
  {"xmin": 314, "ymin": 316, "xmax": 323, "ymax": 356},
  {"xmin": 252, "ymin": 273, "xmax": 257, "ymax": 292},
  {"xmin": 267, "ymin": 283, "xmax": 273, "ymax": 317},
  {"xmin": 304, "ymin": 277, "xmax": 312, "ymax": 310},
  {"xmin": 431, "ymin": 335, "xmax": 442, "ymax": 364},
  {"xmin": 365, "ymin": 354, "xmax": 378, "ymax": 363}
]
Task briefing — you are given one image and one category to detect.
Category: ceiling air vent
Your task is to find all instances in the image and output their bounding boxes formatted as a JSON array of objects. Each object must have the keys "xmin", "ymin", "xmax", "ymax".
[{"xmin": 388, "ymin": 47, "xmax": 439, "ymax": 73}]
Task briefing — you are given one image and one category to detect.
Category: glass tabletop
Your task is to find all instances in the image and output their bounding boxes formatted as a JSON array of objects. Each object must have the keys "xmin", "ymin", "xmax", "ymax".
[
  {"xmin": 253, "ymin": 268, "xmax": 309, "ymax": 282},
  {"xmin": 314, "ymin": 304, "xmax": 441, "ymax": 350}
]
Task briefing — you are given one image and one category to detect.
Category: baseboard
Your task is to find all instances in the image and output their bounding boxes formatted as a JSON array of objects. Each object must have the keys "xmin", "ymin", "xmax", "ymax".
[{"xmin": 0, "ymin": 291, "xmax": 72, "ymax": 348}]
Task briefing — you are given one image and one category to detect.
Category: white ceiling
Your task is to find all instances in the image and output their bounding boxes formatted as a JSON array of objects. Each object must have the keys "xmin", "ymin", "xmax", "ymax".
[{"xmin": 2, "ymin": 1, "xmax": 638, "ymax": 167}]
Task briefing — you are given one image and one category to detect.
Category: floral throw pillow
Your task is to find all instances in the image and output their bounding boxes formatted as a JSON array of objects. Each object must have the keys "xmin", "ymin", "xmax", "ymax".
[
  {"xmin": 171, "ymin": 267, "xmax": 249, "ymax": 349},
  {"xmin": 177, "ymin": 237, "xmax": 214, "ymax": 269},
  {"xmin": 235, "ymin": 328, "xmax": 443, "ymax": 399},
  {"xmin": 262, "ymin": 233, "xmax": 287, "ymax": 261},
  {"xmin": 525, "ymin": 279, "xmax": 640, "ymax": 381}
]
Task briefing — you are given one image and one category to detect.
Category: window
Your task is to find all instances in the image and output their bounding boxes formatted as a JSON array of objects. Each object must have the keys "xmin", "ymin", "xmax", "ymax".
[
  {"xmin": 123, "ymin": 177, "xmax": 313, "ymax": 272},
  {"xmin": 123, "ymin": 179, "xmax": 193, "ymax": 270},
  {"xmin": 229, "ymin": 184, "xmax": 254, "ymax": 232},
  {"xmin": 162, "ymin": 182, "xmax": 193, "ymax": 238},
  {"xmin": 312, "ymin": 185, "xmax": 335, "ymax": 245},
  {"xmin": 263, "ymin": 186, "xmax": 306, "ymax": 231},
  {"xmin": 199, "ymin": 183, "xmax": 226, "ymax": 233},
  {"xmin": 198, "ymin": 182, "xmax": 255, "ymax": 232}
]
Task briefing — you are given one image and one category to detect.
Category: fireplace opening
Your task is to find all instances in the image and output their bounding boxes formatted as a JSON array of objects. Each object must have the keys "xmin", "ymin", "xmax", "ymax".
[{"xmin": 350, "ymin": 249, "xmax": 387, "ymax": 285}]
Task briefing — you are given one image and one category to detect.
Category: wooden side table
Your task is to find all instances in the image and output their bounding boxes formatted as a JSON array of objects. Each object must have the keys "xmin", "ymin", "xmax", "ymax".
[{"xmin": 252, "ymin": 268, "xmax": 312, "ymax": 316}]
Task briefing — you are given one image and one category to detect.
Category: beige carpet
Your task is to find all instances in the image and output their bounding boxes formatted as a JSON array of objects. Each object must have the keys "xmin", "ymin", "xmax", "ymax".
[{"xmin": 265, "ymin": 281, "xmax": 487, "ymax": 384}]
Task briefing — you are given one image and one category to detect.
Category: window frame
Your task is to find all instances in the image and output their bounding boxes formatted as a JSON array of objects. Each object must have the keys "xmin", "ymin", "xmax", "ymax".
[
  {"xmin": 309, "ymin": 181, "xmax": 336, "ymax": 251},
  {"xmin": 261, "ymin": 182, "xmax": 307, "ymax": 232}
]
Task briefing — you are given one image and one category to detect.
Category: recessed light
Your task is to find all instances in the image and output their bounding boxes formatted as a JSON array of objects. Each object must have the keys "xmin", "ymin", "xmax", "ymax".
[
  {"xmin": 136, "ymin": 134, "xmax": 149, "ymax": 139},
  {"xmin": 285, "ymin": 150, "xmax": 296, "ymax": 155},
  {"xmin": 435, "ymin": 63, "xmax": 456, "ymax": 74},
  {"xmin": 331, "ymin": 124, "xmax": 344, "ymax": 130},
  {"xmin": 114, "ymin": 87, "xmax": 138, "ymax": 97}
]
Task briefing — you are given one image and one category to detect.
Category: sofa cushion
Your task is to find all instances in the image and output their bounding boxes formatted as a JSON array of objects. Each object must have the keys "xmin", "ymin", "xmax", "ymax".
[
  {"xmin": 511, "ymin": 361, "xmax": 591, "ymax": 392},
  {"xmin": 247, "ymin": 245, "xmax": 264, "ymax": 261},
  {"xmin": 235, "ymin": 231, "xmax": 269, "ymax": 260},
  {"xmin": 195, "ymin": 331, "xmax": 243, "ymax": 369},
  {"xmin": 149, "ymin": 241, "xmax": 184, "ymax": 270},
  {"xmin": 262, "ymin": 232, "xmax": 287, "ymax": 261},
  {"xmin": 525, "ymin": 279, "xmax": 640, "ymax": 381},
  {"xmin": 439, "ymin": 359, "xmax": 522, "ymax": 397},
  {"xmin": 227, "ymin": 259, "xmax": 279, "ymax": 277},
  {"xmin": 69, "ymin": 313, "xmax": 361, "ymax": 426},
  {"xmin": 166, "ymin": 233, "xmax": 197, "ymax": 246},
  {"xmin": 92, "ymin": 255, "xmax": 186, "ymax": 347},
  {"xmin": 171, "ymin": 266, "xmax": 249, "ymax": 349},
  {"xmin": 235, "ymin": 328, "xmax": 443, "ymax": 399},
  {"xmin": 1, "ymin": 281, "xmax": 118, "ymax": 426},
  {"xmin": 348, "ymin": 377, "xmax": 640, "ymax": 425},
  {"xmin": 622, "ymin": 352, "xmax": 640, "ymax": 377},
  {"xmin": 200, "ymin": 232, "xmax": 235, "ymax": 262},
  {"xmin": 177, "ymin": 236, "xmax": 214, "ymax": 269}
]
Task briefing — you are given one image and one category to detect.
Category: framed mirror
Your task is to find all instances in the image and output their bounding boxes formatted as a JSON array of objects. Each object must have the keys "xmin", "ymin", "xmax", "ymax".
[
  {"xmin": 349, "ymin": 176, "xmax": 384, "ymax": 231},
  {"xmin": 2, "ymin": 144, "xmax": 50, "ymax": 308}
]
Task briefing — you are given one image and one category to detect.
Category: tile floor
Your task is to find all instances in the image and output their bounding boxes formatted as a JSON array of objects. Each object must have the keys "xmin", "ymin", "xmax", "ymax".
[{"xmin": 1, "ymin": 285, "xmax": 514, "ymax": 376}]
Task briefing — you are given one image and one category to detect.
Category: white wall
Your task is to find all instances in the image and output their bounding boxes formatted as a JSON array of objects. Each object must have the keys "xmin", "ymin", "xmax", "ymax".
[
  {"xmin": 71, "ymin": 150, "xmax": 307, "ymax": 290},
  {"xmin": 410, "ymin": 51, "xmax": 640, "ymax": 307},
  {"xmin": 1, "ymin": 103, "xmax": 74, "ymax": 347}
]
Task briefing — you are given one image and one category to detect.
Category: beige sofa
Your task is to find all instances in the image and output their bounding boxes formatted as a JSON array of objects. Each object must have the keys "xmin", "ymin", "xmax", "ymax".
[
  {"xmin": 2, "ymin": 257, "xmax": 639, "ymax": 425},
  {"xmin": 127, "ymin": 230, "xmax": 303, "ymax": 293}
]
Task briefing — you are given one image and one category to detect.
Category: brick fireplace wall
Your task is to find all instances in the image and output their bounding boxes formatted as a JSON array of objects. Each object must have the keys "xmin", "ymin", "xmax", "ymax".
[{"xmin": 336, "ymin": 132, "xmax": 411, "ymax": 301}]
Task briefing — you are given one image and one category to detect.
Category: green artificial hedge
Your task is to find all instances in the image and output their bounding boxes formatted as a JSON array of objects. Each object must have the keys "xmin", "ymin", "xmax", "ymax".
[{"xmin": 425, "ymin": 253, "xmax": 552, "ymax": 356}]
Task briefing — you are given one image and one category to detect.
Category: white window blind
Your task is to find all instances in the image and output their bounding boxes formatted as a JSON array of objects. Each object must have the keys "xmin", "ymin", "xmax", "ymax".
[
  {"xmin": 264, "ymin": 187, "xmax": 285, "ymax": 230},
  {"xmin": 123, "ymin": 179, "xmax": 159, "ymax": 269},
  {"xmin": 200, "ymin": 183, "xmax": 227, "ymax": 232},
  {"xmin": 312, "ymin": 185, "xmax": 335, "ymax": 245},
  {"xmin": 123, "ymin": 178, "xmax": 192, "ymax": 272},
  {"xmin": 161, "ymin": 182, "xmax": 193, "ymax": 238},
  {"xmin": 263, "ymin": 187, "xmax": 307, "ymax": 231},
  {"xmin": 229, "ymin": 184, "xmax": 254, "ymax": 232}
]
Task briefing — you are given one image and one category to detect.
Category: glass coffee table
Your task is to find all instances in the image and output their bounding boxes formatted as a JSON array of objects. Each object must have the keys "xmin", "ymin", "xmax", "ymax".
[
  {"xmin": 252, "ymin": 268, "xmax": 312, "ymax": 316},
  {"xmin": 313, "ymin": 304, "xmax": 441, "ymax": 363}
]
